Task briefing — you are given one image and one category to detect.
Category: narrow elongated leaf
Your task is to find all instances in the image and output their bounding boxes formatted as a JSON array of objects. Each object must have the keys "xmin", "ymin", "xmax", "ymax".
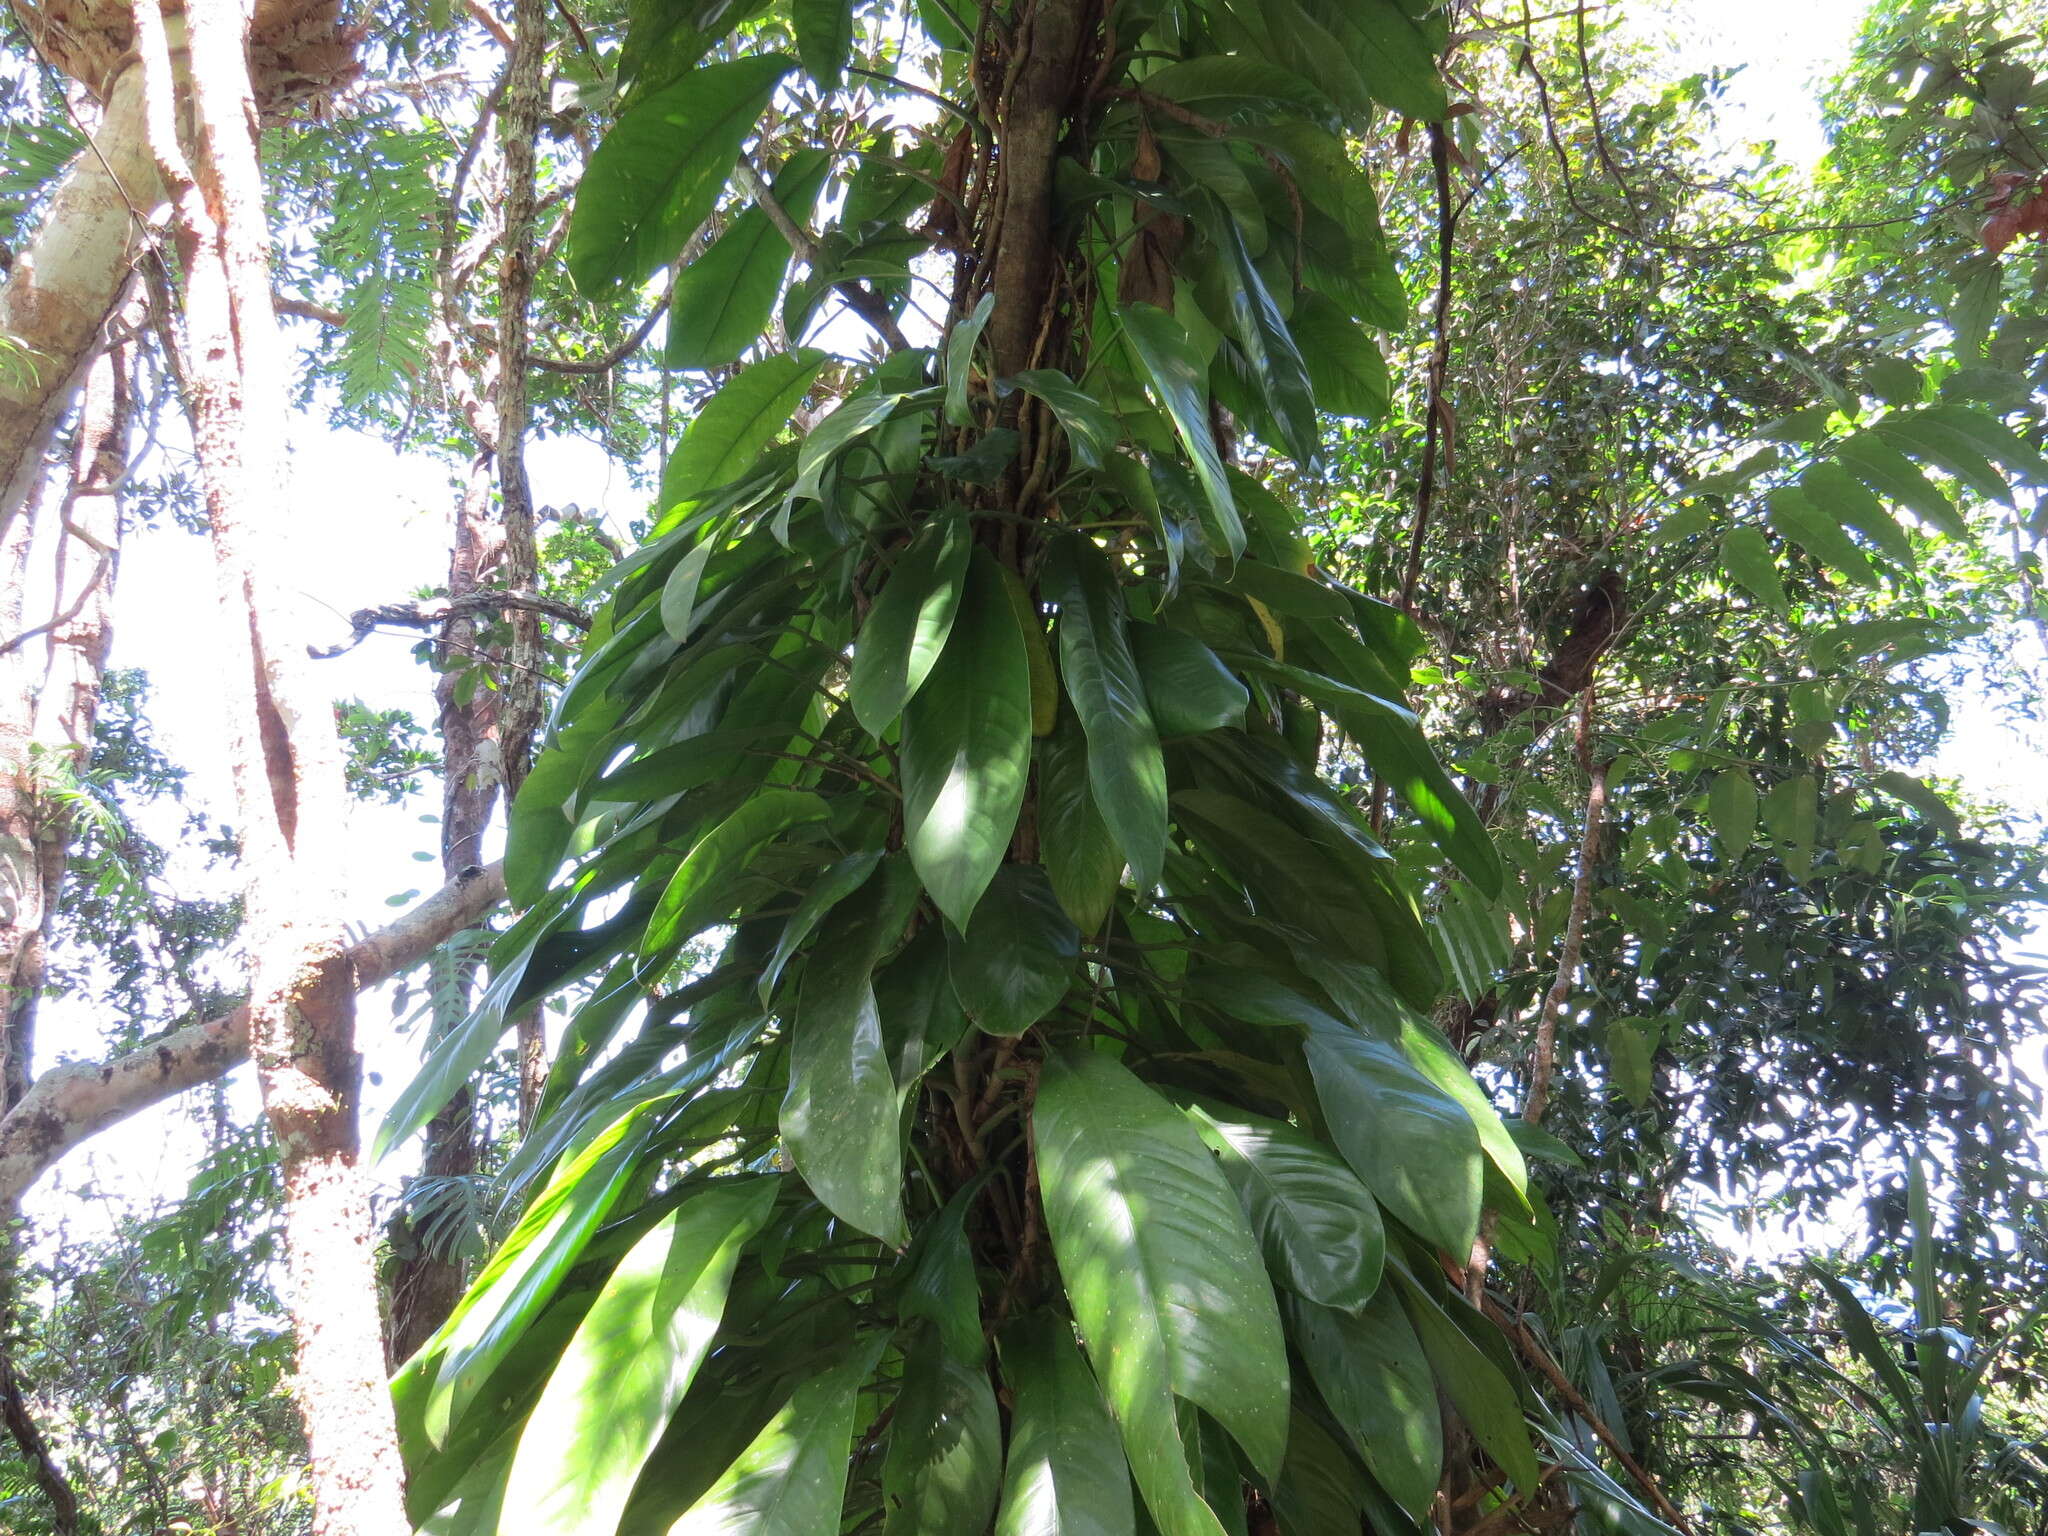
[
  {"xmin": 999, "ymin": 562, "xmax": 1060, "ymax": 736},
  {"xmin": 1120, "ymin": 303, "xmax": 1245, "ymax": 559},
  {"xmin": 668, "ymin": 151, "xmax": 833, "ymax": 370},
  {"xmin": 1873, "ymin": 768, "xmax": 1961, "ymax": 835},
  {"xmin": 1287, "ymin": 1293, "xmax": 1440, "ymax": 1521},
  {"xmin": 568, "ymin": 56, "xmax": 794, "ymax": 293},
  {"xmin": 1388, "ymin": 1268, "xmax": 1540, "ymax": 1494},
  {"xmin": 1606, "ymin": 1019, "xmax": 1655, "ymax": 1109},
  {"xmin": 1766, "ymin": 486, "xmax": 1880, "ymax": 587},
  {"xmin": 1048, "ymin": 538, "xmax": 1168, "ymax": 890},
  {"xmin": 781, "ymin": 870, "xmax": 917, "ymax": 1244},
  {"xmin": 1186, "ymin": 1104, "xmax": 1384, "ymax": 1312},
  {"xmin": 1760, "ymin": 773, "xmax": 1818, "ymax": 880},
  {"xmin": 642, "ymin": 789, "xmax": 830, "ymax": 958},
  {"xmin": 1211, "ymin": 208, "xmax": 1319, "ymax": 465},
  {"xmin": 1799, "ymin": 460, "xmax": 1914, "ymax": 565},
  {"xmin": 1035, "ymin": 1048, "xmax": 1289, "ymax": 1535},
  {"xmin": 1302, "ymin": 1016, "xmax": 1482, "ymax": 1258},
  {"xmin": 670, "ymin": 1338, "xmax": 885, "ymax": 1535},
  {"xmin": 899, "ymin": 1181, "xmax": 988, "ymax": 1365},
  {"xmin": 902, "ymin": 549, "xmax": 1033, "ymax": 927},
  {"xmin": 945, "ymin": 292, "xmax": 996, "ymax": 426},
  {"xmin": 1271, "ymin": 1411, "xmax": 1370, "ymax": 1536},
  {"xmin": 759, "ymin": 849, "xmax": 883, "ymax": 1003},
  {"xmin": 1134, "ymin": 625, "xmax": 1248, "ymax": 738},
  {"xmin": 499, "ymin": 1179, "xmax": 778, "ymax": 1534},
  {"xmin": 1241, "ymin": 656, "xmax": 1498, "ymax": 896},
  {"xmin": 850, "ymin": 515, "xmax": 974, "ymax": 735},
  {"xmin": 997, "ymin": 1314, "xmax": 1136, "ymax": 1536},
  {"xmin": 883, "ymin": 1336, "xmax": 1003, "ymax": 1535},
  {"xmin": 1876, "ymin": 411, "xmax": 2010, "ymax": 505},
  {"xmin": 1039, "ymin": 705, "xmax": 1124, "ymax": 933},
  {"xmin": 948, "ymin": 864, "xmax": 1080, "ymax": 1036}
]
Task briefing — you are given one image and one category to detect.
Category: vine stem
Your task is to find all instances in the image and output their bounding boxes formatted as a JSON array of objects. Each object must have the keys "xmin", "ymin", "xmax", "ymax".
[{"xmin": 1522, "ymin": 683, "xmax": 1606, "ymax": 1128}]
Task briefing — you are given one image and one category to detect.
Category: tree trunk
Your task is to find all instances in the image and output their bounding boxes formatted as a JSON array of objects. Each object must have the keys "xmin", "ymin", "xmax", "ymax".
[
  {"xmin": 0, "ymin": 61, "xmax": 159, "ymax": 537},
  {"xmin": 129, "ymin": 0, "xmax": 407, "ymax": 1526}
]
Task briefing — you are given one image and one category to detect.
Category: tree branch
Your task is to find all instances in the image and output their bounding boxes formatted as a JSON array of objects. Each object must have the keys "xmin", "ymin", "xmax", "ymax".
[
  {"xmin": 732, "ymin": 152, "xmax": 911, "ymax": 352},
  {"xmin": 1522, "ymin": 686, "xmax": 1607, "ymax": 1128},
  {"xmin": 0, "ymin": 862, "xmax": 507, "ymax": 1210},
  {"xmin": 307, "ymin": 588, "xmax": 590, "ymax": 659}
]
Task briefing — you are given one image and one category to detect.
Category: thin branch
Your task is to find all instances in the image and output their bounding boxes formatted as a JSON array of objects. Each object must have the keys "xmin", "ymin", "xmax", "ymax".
[
  {"xmin": 1522, "ymin": 685, "xmax": 1607, "ymax": 1128},
  {"xmin": 307, "ymin": 588, "xmax": 590, "ymax": 658},
  {"xmin": 463, "ymin": 0, "xmax": 515, "ymax": 51},
  {"xmin": 0, "ymin": 863, "xmax": 508, "ymax": 1210},
  {"xmin": 1400, "ymin": 122, "xmax": 1457, "ymax": 614},
  {"xmin": 732, "ymin": 152, "xmax": 911, "ymax": 351}
]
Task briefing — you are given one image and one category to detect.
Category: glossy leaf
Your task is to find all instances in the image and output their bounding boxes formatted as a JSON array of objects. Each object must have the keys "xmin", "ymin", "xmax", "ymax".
[
  {"xmin": 669, "ymin": 1339, "xmax": 885, "ymax": 1535},
  {"xmin": 1120, "ymin": 303, "xmax": 1245, "ymax": 560},
  {"xmin": 498, "ymin": 1179, "xmax": 777, "ymax": 1534},
  {"xmin": 902, "ymin": 548, "xmax": 1033, "ymax": 928},
  {"xmin": 568, "ymin": 56, "xmax": 794, "ymax": 293},
  {"xmin": 883, "ymin": 1335, "xmax": 1003, "ymax": 1536},
  {"xmin": 1287, "ymin": 1292, "xmax": 1441, "ymax": 1520},
  {"xmin": 667, "ymin": 150, "xmax": 833, "ymax": 370},
  {"xmin": 1039, "ymin": 705, "xmax": 1124, "ymax": 933},
  {"xmin": 1186, "ymin": 1104, "xmax": 1385, "ymax": 1312},
  {"xmin": 849, "ymin": 514, "xmax": 974, "ymax": 735},
  {"xmin": 758, "ymin": 849, "xmax": 884, "ymax": 1003},
  {"xmin": 1302, "ymin": 1016, "xmax": 1482, "ymax": 1259},
  {"xmin": 661, "ymin": 351, "xmax": 828, "ymax": 512},
  {"xmin": 996, "ymin": 1314, "xmax": 1136, "ymax": 1536},
  {"xmin": 791, "ymin": 0, "xmax": 854, "ymax": 88},
  {"xmin": 1047, "ymin": 538, "xmax": 1169, "ymax": 891},
  {"xmin": 1005, "ymin": 370, "xmax": 1120, "ymax": 468},
  {"xmin": 1389, "ymin": 1268, "xmax": 1540, "ymax": 1494},
  {"xmin": 948, "ymin": 864, "xmax": 1080, "ymax": 1036},
  {"xmin": 642, "ymin": 789, "xmax": 831, "ymax": 958},
  {"xmin": 1034, "ymin": 1048, "xmax": 1289, "ymax": 1534},
  {"xmin": 1134, "ymin": 625, "xmax": 1249, "ymax": 739}
]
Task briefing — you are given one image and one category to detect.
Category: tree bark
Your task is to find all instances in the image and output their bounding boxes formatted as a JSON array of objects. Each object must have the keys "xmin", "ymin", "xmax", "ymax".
[
  {"xmin": 0, "ymin": 63, "xmax": 160, "ymax": 538},
  {"xmin": 0, "ymin": 861, "xmax": 505, "ymax": 1212},
  {"xmin": 131, "ymin": 0, "xmax": 406, "ymax": 1522}
]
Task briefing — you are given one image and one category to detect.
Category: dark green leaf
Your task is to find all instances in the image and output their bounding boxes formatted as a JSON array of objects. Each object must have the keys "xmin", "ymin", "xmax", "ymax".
[
  {"xmin": 1120, "ymin": 303, "xmax": 1245, "ymax": 560},
  {"xmin": 1288, "ymin": 1293, "xmax": 1440, "ymax": 1521},
  {"xmin": 791, "ymin": 0, "xmax": 854, "ymax": 88},
  {"xmin": 1719, "ymin": 526, "xmax": 1786, "ymax": 614},
  {"xmin": 1039, "ymin": 705, "xmax": 1124, "ymax": 933},
  {"xmin": 996, "ymin": 1314, "xmax": 1136, "ymax": 1536},
  {"xmin": 883, "ymin": 1336, "xmax": 1003, "ymax": 1536},
  {"xmin": 759, "ymin": 849, "xmax": 884, "ymax": 1003},
  {"xmin": 1388, "ymin": 1268, "xmax": 1540, "ymax": 1494},
  {"xmin": 948, "ymin": 864, "xmax": 1080, "ymax": 1036},
  {"xmin": 1035, "ymin": 1049, "xmax": 1289, "ymax": 1529},
  {"xmin": 667, "ymin": 151, "xmax": 833, "ymax": 370},
  {"xmin": 1048, "ymin": 539, "xmax": 1169, "ymax": 891},
  {"xmin": 1707, "ymin": 770, "xmax": 1757, "ymax": 860},
  {"xmin": 568, "ymin": 56, "xmax": 794, "ymax": 293},
  {"xmin": 1606, "ymin": 1019, "xmax": 1655, "ymax": 1109},
  {"xmin": 903, "ymin": 549, "xmax": 1033, "ymax": 928},
  {"xmin": 1832, "ymin": 431, "xmax": 1966, "ymax": 539},
  {"xmin": 850, "ymin": 514, "xmax": 974, "ymax": 736},
  {"xmin": 1134, "ymin": 625, "xmax": 1249, "ymax": 739},
  {"xmin": 945, "ymin": 292, "xmax": 996, "ymax": 427},
  {"xmin": 1292, "ymin": 289, "xmax": 1390, "ymax": 419},
  {"xmin": 1186, "ymin": 1104, "xmax": 1384, "ymax": 1312},
  {"xmin": 1004, "ymin": 370, "xmax": 1120, "ymax": 469},
  {"xmin": 642, "ymin": 789, "xmax": 830, "ymax": 958}
]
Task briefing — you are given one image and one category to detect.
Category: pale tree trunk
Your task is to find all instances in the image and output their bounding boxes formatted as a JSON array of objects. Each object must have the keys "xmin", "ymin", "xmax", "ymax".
[
  {"xmin": 129, "ymin": 0, "xmax": 408, "ymax": 1527},
  {"xmin": 0, "ymin": 61, "xmax": 160, "ymax": 537}
]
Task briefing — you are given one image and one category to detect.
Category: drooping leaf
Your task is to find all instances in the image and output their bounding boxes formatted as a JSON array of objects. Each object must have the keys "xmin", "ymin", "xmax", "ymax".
[
  {"xmin": 1707, "ymin": 770, "xmax": 1758, "ymax": 860},
  {"xmin": 1292, "ymin": 289, "xmax": 1391, "ymax": 419},
  {"xmin": 1133, "ymin": 625, "xmax": 1249, "ymax": 739},
  {"xmin": 850, "ymin": 514, "xmax": 974, "ymax": 735},
  {"xmin": 1719, "ymin": 526, "xmax": 1787, "ymax": 614},
  {"xmin": 1605, "ymin": 1019, "xmax": 1656, "ymax": 1109},
  {"xmin": 1034, "ymin": 1049, "xmax": 1289, "ymax": 1535},
  {"xmin": 667, "ymin": 150, "xmax": 834, "ymax": 370},
  {"xmin": 1302, "ymin": 1016, "xmax": 1482, "ymax": 1259},
  {"xmin": 668, "ymin": 1337, "xmax": 886, "ymax": 1535},
  {"xmin": 883, "ymin": 1334, "xmax": 1003, "ymax": 1535},
  {"xmin": 902, "ymin": 549, "xmax": 1034, "ymax": 928},
  {"xmin": 948, "ymin": 864, "xmax": 1080, "ymax": 1036},
  {"xmin": 568, "ymin": 55, "xmax": 795, "ymax": 293},
  {"xmin": 1005, "ymin": 370, "xmax": 1120, "ymax": 468},
  {"xmin": 1048, "ymin": 538, "xmax": 1169, "ymax": 891},
  {"xmin": 781, "ymin": 868, "xmax": 918, "ymax": 1245},
  {"xmin": 1388, "ymin": 1267, "xmax": 1540, "ymax": 1495},
  {"xmin": 996, "ymin": 1313, "xmax": 1136, "ymax": 1536},
  {"xmin": 944, "ymin": 292, "xmax": 996, "ymax": 427},
  {"xmin": 498, "ymin": 1179, "xmax": 778, "ymax": 1534},
  {"xmin": 1287, "ymin": 1292, "xmax": 1441, "ymax": 1521},
  {"xmin": 1185, "ymin": 1104, "xmax": 1385, "ymax": 1312},
  {"xmin": 791, "ymin": 0, "xmax": 855, "ymax": 88},
  {"xmin": 1120, "ymin": 303, "xmax": 1245, "ymax": 560},
  {"xmin": 1039, "ymin": 705, "xmax": 1125, "ymax": 933},
  {"xmin": 1760, "ymin": 773, "xmax": 1818, "ymax": 880},
  {"xmin": 642, "ymin": 789, "xmax": 831, "ymax": 958},
  {"xmin": 758, "ymin": 849, "xmax": 884, "ymax": 1003}
]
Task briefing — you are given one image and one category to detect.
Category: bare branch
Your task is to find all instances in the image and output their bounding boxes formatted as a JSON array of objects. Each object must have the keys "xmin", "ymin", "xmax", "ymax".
[
  {"xmin": 307, "ymin": 588, "xmax": 590, "ymax": 659},
  {"xmin": 0, "ymin": 862, "xmax": 507, "ymax": 1210}
]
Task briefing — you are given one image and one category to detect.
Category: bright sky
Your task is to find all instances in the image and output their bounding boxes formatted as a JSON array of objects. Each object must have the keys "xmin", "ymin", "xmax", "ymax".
[{"xmin": 31, "ymin": 0, "xmax": 2046, "ymax": 1281}]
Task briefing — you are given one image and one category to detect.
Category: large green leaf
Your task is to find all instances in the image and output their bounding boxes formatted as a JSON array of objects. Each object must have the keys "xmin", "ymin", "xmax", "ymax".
[
  {"xmin": 996, "ymin": 1313, "xmax": 1136, "ymax": 1536},
  {"xmin": 1766, "ymin": 486, "xmax": 1880, "ymax": 588},
  {"xmin": 1719, "ymin": 526, "xmax": 1787, "ymax": 614},
  {"xmin": 1287, "ymin": 1292, "xmax": 1441, "ymax": 1521},
  {"xmin": 1005, "ymin": 370, "xmax": 1120, "ymax": 468},
  {"xmin": 1301, "ymin": 1016, "xmax": 1482, "ymax": 1259},
  {"xmin": 883, "ymin": 1334, "xmax": 1003, "ymax": 1535},
  {"xmin": 1047, "ymin": 538, "xmax": 1169, "ymax": 890},
  {"xmin": 902, "ymin": 548, "xmax": 1033, "ymax": 928},
  {"xmin": 1039, "ymin": 705, "xmax": 1124, "ymax": 933},
  {"xmin": 1832, "ymin": 430, "xmax": 1966, "ymax": 539},
  {"xmin": 1270, "ymin": 1410, "xmax": 1370, "ymax": 1536},
  {"xmin": 497, "ymin": 1179, "xmax": 777, "ymax": 1534},
  {"xmin": 668, "ymin": 1338, "xmax": 885, "ymax": 1534},
  {"xmin": 1034, "ymin": 1049, "xmax": 1288, "ymax": 1536},
  {"xmin": 758, "ymin": 849, "xmax": 883, "ymax": 1003},
  {"xmin": 849, "ymin": 514, "xmax": 974, "ymax": 735},
  {"xmin": 1210, "ymin": 207, "xmax": 1319, "ymax": 465},
  {"xmin": 1120, "ymin": 303, "xmax": 1245, "ymax": 559},
  {"xmin": 791, "ymin": 0, "xmax": 854, "ymax": 87},
  {"xmin": 1292, "ymin": 289, "xmax": 1391, "ymax": 419},
  {"xmin": 781, "ymin": 868, "xmax": 918, "ymax": 1244},
  {"xmin": 1798, "ymin": 460, "xmax": 1914, "ymax": 565},
  {"xmin": 1707, "ymin": 770, "xmax": 1758, "ymax": 859},
  {"xmin": 1760, "ymin": 773, "xmax": 1818, "ymax": 880},
  {"xmin": 642, "ymin": 789, "xmax": 831, "ymax": 958},
  {"xmin": 1133, "ymin": 624, "xmax": 1249, "ymax": 739},
  {"xmin": 948, "ymin": 864, "xmax": 1080, "ymax": 1036},
  {"xmin": 1186, "ymin": 1104, "xmax": 1384, "ymax": 1312},
  {"xmin": 667, "ymin": 151, "xmax": 833, "ymax": 370},
  {"xmin": 1388, "ymin": 1268, "xmax": 1539, "ymax": 1494},
  {"xmin": 568, "ymin": 55, "xmax": 794, "ymax": 293}
]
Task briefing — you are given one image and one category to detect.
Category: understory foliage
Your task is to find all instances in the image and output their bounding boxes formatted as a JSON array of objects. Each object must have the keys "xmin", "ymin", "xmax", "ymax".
[{"xmin": 4, "ymin": 0, "xmax": 2048, "ymax": 1532}]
